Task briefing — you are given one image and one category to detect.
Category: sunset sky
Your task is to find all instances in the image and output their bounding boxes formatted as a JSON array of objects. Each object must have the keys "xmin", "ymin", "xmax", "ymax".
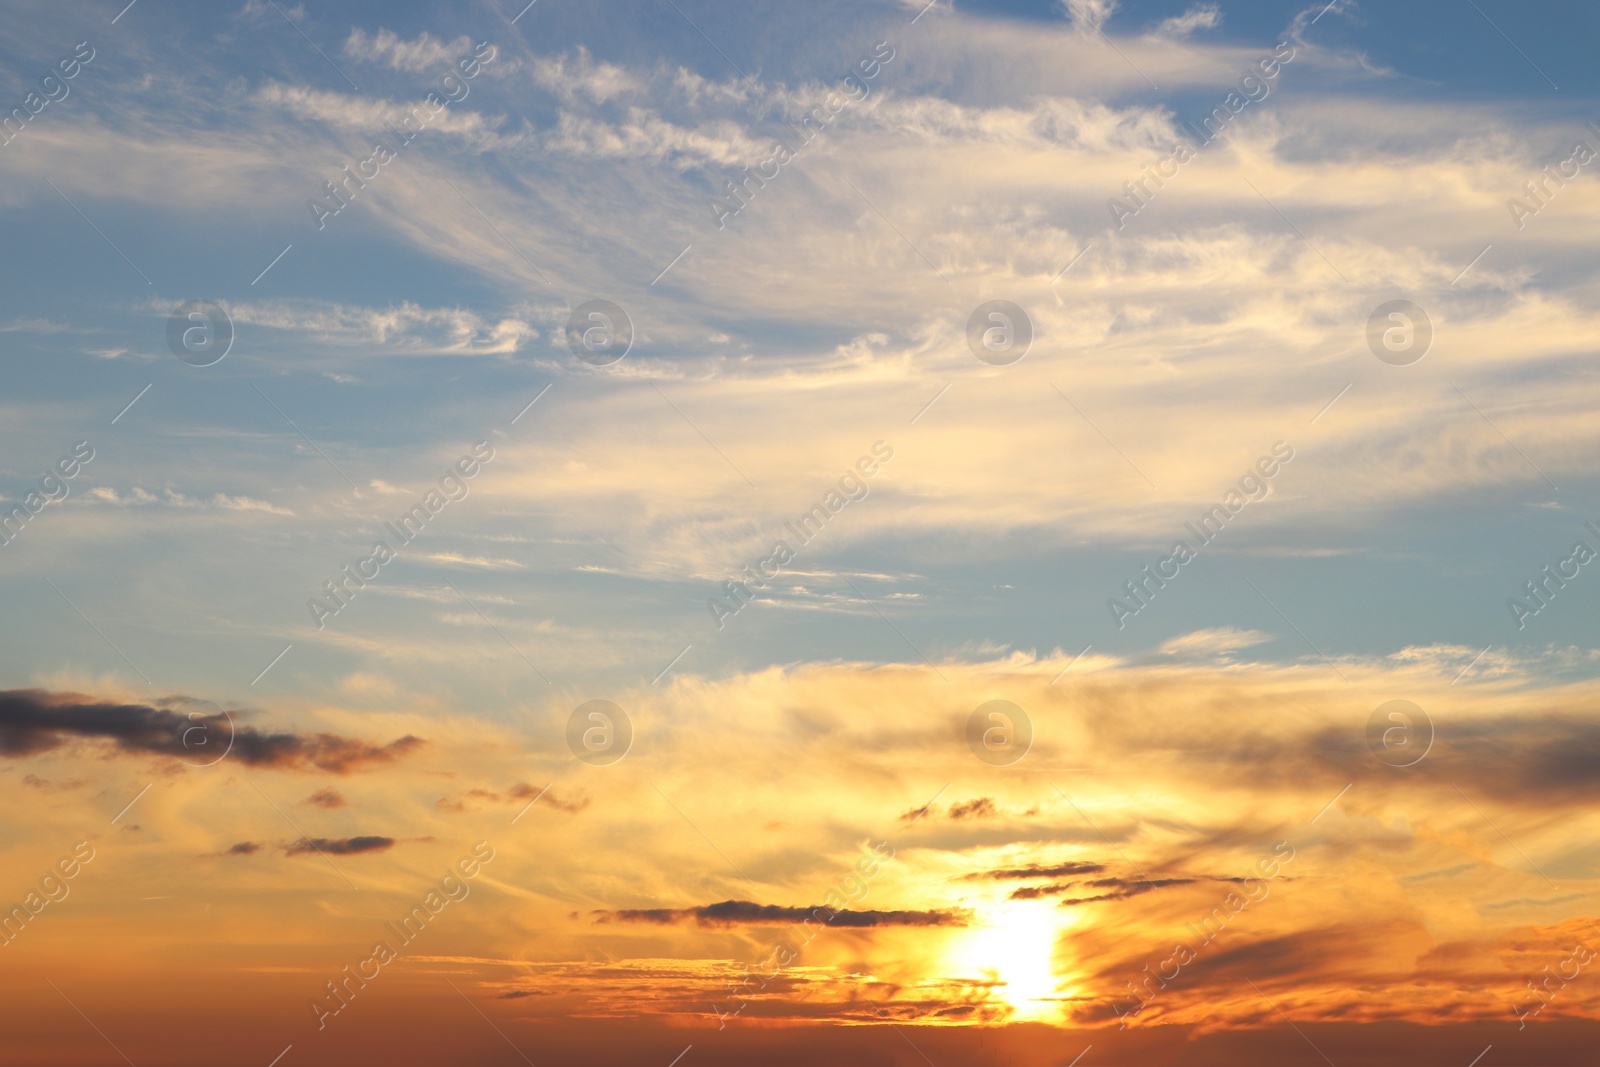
[{"xmin": 3, "ymin": 0, "xmax": 1600, "ymax": 1064}]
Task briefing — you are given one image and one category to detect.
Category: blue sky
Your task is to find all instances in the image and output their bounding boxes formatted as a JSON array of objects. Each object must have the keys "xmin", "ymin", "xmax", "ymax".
[{"xmin": 2, "ymin": 0, "xmax": 1599, "ymax": 714}]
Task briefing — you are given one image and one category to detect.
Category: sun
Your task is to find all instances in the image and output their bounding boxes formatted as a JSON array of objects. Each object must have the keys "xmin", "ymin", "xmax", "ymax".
[{"xmin": 944, "ymin": 899, "xmax": 1072, "ymax": 1021}]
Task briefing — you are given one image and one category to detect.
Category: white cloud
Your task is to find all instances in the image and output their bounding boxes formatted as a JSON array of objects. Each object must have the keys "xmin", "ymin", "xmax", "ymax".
[
  {"xmin": 239, "ymin": 0, "xmax": 304, "ymax": 22},
  {"xmin": 1159, "ymin": 627, "xmax": 1273, "ymax": 657},
  {"xmin": 252, "ymin": 82, "xmax": 505, "ymax": 147},
  {"xmin": 542, "ymin": 108, "xmax": 763, "ymax": 166},
  {"xmin": 85, "ymin": 487, "xmax": 293, "ymax": 515},
  {"xmin": 1154, "ymin": 2, "xmax": 1222, "ymax": 38},
  {"xmin": 530, "ymin": 47, "xmax": 646, "ymax": 104},
  {"xmin": 1058, "ymin": 0, "xmax": 1118, "ymax": 34},
  {"xmin": 224, "ymin": 300, "xmax": 539, "ymax": 357},
  {"xmin": 8, "ymin": 1, "xmax": 1600, "ymax": 587},
  {"xmin": 343, "ymin": 29, "xmax": 474, "ymax": 73},
  {"xmin": 425, "ymin": 553, "xmax": 525, "ymax": 570},
  {"xmin": 207, "ymin": 493, "xmax": 295, "ymax": 515},
  {"xmin": 672, "ymin": 67, "xmax": 753, "ymax": 108}
]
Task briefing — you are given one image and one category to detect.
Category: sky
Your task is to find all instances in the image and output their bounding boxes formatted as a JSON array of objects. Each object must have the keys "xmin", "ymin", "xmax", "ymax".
[{"xmin": 2, "ymin": 0, "xmax": 1600, "ymax": 1064}]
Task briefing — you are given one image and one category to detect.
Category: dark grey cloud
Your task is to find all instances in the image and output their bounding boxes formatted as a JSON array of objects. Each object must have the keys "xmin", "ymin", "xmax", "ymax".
[
  {"xmin": 963, "ymin": 860, "xmax": 1108, "ymax": 881},
  {"xmin": 948, "ymin": 797, "xmax": 998, "ymax": 820},
  {"xmin": 285, "ymin": 835, "xmax": 394, "ymax": 856},
  {"xmin": 0, "ymin": 688, "xmax": 424, "ymax": 773},
  {"xmin": 595, "ymin": 899, "xmax": 970, "ymax": 927},
  {"xmin": 1048, "ymin": 877, "xmax": 1198, "ymax": 905}
]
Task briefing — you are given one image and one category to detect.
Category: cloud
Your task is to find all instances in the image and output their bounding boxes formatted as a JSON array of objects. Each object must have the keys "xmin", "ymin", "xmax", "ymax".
[
  {"xmin": 239, "ymin": 0, "xmax": 303, "ymax": 21},
  {"xmin": 83, "ymin": 487, "xmax": 293, "ymax": 515},
  {"xmin": 1058, "ymin": 0, "xmax": 1117, "ymax": 34},
  {"xmin": 21, "ymin": 773, "xmax": 84, "ymax": 791},
  {"xmin": 251, "ymin": 83, "xmax": 502, "ymax": 146},
  {"xmin": 222, "ymin": 299, "xmax": 537, "ymax": 357},
  {"xmin": 1399, "ymin": 715, "xmax": 1600, "ymax": 804},
  {"xmin": 4, "ymin": 653, "xmax": 1600, "ymax": 1032},
  {"xmin": 542, "ymin": 108, "xmax": 763, "ymax": 166},
  {"xmin": 343, "ymin": 29, "xmax": 473, "ymax": 73},
  {"xmin": 436, "ymin": 783, "xmax": 587, "ymax": 814},
  {"xmin": 1052, "ymin": 876, "xmax": 1197, "ymax": 905},
  {"xmin": 285, "ymin": 835, "xmax": 394, "ymax": 856},
  {"xmin": 962, "ymin": 860, "xmax": 1108, "ymax": 880},
  {"xmin": 522, "ymin": 783, "xmax": 588, "ymax": 814},
  {"xmin": 226, "ymin": 842, "xmax": 261, "ymax": 855},
  {"xmin": 0, "ymin": 690, "xmax": 424, "ymax": 773},
  {"xmin": 596, "ymin": 900, "xmax": 970, "ymax": 928},
  {"xmin": 304, "ymin": 788, "xmax": 345, "ymax": 808},
  {"xmin": 1159, "ymin": 627, "xmax": 1274, "ymax": 657},
  {"xmin": 426, "ymin": 553, "xmax": 524, "ymax": 570},
  {"xmin": 1153, "ymin": 2, "xmax": 1221, "ymax": 38},
  {"xmin": 530, "ymin": 47, "xmax": 646, "ymax": 104},
  {"xmin": 1007, "ymin": 882, "xmax": 1079, "ymax": 900},
  {"xmin": 948, "ymin": 797, "xmax": 998, "ymax": 820}
]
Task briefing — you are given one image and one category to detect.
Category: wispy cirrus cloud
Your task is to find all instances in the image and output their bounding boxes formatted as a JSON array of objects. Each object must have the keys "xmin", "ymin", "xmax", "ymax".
[
  {"xmin": 343, "ymin": 29, "xmax": 475, "ymax": 73},
  {"xmin": 1153, "ymin": 2, "xmax": 1221, "ymax": 38}
]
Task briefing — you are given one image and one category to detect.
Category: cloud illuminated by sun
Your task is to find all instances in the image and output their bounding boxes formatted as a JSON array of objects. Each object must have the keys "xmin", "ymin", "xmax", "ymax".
[{"xmin": 942, "ymin": 900, "xmax": 1078, "ymax": 1022}]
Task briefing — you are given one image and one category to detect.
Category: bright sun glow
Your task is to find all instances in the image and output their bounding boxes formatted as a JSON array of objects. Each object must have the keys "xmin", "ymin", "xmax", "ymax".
[{"xmin": 944, "ymin": 900, "xmax": 1071, "ymax": 1021}]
